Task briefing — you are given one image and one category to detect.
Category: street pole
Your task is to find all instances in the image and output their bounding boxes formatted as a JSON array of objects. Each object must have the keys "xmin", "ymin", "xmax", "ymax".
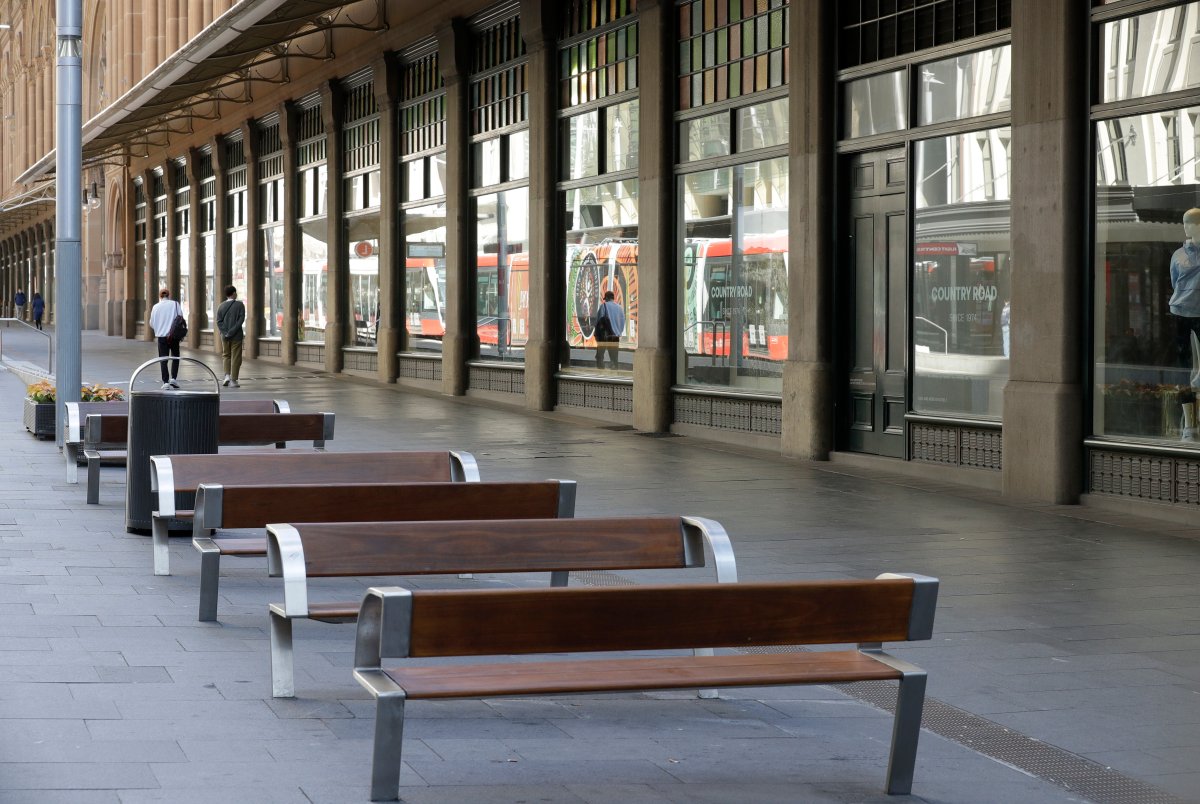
[{"xmin": 55, "ymin": 0, "xmax": 82, "ymax": 457}]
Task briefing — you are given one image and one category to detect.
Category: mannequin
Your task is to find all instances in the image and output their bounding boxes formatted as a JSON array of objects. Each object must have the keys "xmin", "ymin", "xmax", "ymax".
[{"xmin": 1169, "ymin": 208, "xmax": 1200, "ymax": 368}]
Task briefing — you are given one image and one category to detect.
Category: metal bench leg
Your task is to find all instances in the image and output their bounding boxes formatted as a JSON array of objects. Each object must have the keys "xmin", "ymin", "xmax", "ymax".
[
  {"xmin": 85, "ymin": 452, "xmax": 101, "ymax": 505},
  {"xmin": 885, "ymin": 670, "xmax": 927, "ymax": 795},
  {"xmin": 370, "ymin": 693, "xmax": 407, "ymax": 801},
  {"xmin": 65, "ymin": 444, "xmax": 78, "ymax": 484},
  {"xmin": 692, "ymin": 647, "xmax": 718, "ymax": 699},
  {"xmin": 151, "ymin": 517, "xmax": 171, "ymax": 576},
  {"xmin": 198, "ymin": 550, "xmax": 221, "ymax": 621},
  {"xmin": 270, "ymin": 609, "xmax": 295, "ymax": 698},
  {"xmin": 549, "ymin": 570, "xmax": 569, "ymax": 587}
]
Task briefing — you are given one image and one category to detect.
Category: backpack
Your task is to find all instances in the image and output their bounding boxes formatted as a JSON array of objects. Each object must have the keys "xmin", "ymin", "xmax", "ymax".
[{"xmin": 168, "ymin": 306, "xmax": 188, "ymax": 345}]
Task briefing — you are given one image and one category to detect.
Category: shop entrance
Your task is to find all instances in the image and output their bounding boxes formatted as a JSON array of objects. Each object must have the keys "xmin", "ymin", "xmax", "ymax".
[{"xmin": 839, "ymin": 149, "xmax": 908, "ymax": 457}]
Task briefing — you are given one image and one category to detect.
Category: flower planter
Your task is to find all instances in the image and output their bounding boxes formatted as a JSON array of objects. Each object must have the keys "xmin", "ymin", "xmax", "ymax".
[{"xmin": 23, "ymin": 398, "xmax": 55, "ymax": 439}]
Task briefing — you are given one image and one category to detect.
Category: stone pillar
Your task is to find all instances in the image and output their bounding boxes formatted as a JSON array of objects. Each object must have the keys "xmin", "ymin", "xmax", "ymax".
[
  {"xmin": 123, "ymin": 174, "xmax": 139, "ymax": 340},
  {"xmin": 520, "ymin": 0, "xmax": 560, "ymax": 411},
  {"xmin": 1002, "ymin": 0, "xmax": 1086, "ymax": 504},
  {"xmin": 185, "ymin": 149, "xmax": 204, "ymax": 349},
  {"xmin": 437, "ymin": 20, "xmax": 473, "ymax": 397},
  {"xmin": 33, "ymin": 223, "xmax": 45, "ymax": 311},
  {"xmin": 633, "ymin": 0, "xmax": 674, "ymax": 432},
  {"xmin": 781, "ymin": 0, "xmax": 836, "ymax": 460},
  {"xmin": 242, "ymin": 120, "xmax": 263, "ymax": 355},
  {"xmin": 373, "ymin": 53, "xmax": 401, "ymax": 383},
  {"xmin": 142, "ymin": 169, "xmax": 158, "ymax": 340},
  {"xmin": 279, "ymin": 102, "xmax": 300, "ymax": 366},
  {"xmin": 320, "ymin": 80, "xmax": 346, "ymax": 373}
]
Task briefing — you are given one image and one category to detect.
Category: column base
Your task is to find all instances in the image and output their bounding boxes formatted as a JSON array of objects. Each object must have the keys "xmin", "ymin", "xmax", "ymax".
[
  {"xmin": 523, "ymin": 339, "xmax": 558, "ymax": 412},
  {"xmin": 633, "ymin": 347, "xmax": 672, "ymax": 433},
  {"xmin": 1002, "ymin": 380, "xmax": 1082, "ymax": 504},
  {"xmin": 781, "ymin": 360, "xmax": 835, "ymax": 460}
]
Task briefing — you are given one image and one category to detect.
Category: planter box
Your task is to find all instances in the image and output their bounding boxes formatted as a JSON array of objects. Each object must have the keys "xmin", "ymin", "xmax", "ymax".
[{"xmin": 23, "ymin": 399, "xmax": 54, "ymax": 439}]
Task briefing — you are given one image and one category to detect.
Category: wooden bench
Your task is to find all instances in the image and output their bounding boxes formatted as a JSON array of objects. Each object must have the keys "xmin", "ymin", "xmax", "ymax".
[
  {"xmin": 266, "ymin": 515, "xmax": 736, "ymax": 699},
  {"xmin": 192, "ymin": 479, "xmax": 576, "ymax": 622},
  {"xmin": 148, "ymin": 450, "xmax": 479, "ymax": 576},
  {"xmin": 83, "ymin": 408, "xmax": 331, "ymax": 505},
  {"xmin": 352, "ymin": 574, "xmax": 937, "ymax": 801},
  {"xmin": 67, "ymin": 398, "xmax": 288, "ymax": 474}
]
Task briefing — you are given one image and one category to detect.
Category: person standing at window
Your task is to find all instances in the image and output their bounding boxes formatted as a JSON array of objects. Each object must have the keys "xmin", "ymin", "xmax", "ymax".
[
  {"xmin": 593, "ymin": 290, "xmax": 625, "ymax": 369},
  {"xmin": 216, "ymin": 285, "xmax": 246, "ymax": 388},
  {"xmin": 30, "ymin": 292, "xmax": 44, "ymax": 330}
]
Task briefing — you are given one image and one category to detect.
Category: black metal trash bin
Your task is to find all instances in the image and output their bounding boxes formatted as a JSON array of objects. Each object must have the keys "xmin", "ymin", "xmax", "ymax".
[{"xmin": 125, "ymin": 359, "xmax": 220, "ymax": 533}]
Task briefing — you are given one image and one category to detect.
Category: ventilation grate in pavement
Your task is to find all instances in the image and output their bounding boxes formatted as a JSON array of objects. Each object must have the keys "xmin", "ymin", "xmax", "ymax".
[{"xmin": 572, "ymin": 571, "xmax": 1183, "ymax": 804}]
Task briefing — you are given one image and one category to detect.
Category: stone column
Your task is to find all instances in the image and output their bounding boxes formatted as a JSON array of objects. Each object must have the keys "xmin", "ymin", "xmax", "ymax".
[
  {"xmin": 142, "ymin": 169, "xmax": 158, "ymax": 340},
  {"xmin": 437, "ymin": 20, "xmax": 473, "ymax": 396},
  {"xmin": 781, "ymin": 0, "xmax": 836, "ymax": 460},
  {"xmin": 242, "ymin": 120, "xmax": 263, "ymax": 355},
  {"xmin": 633, "ymin": 0, "xmax": 674, "ymax": 432},
  {"xmin": 1002, "ymin": 0, "xmax": 1086, "ymax": 503},
  {"xmin": 123, "ymin": 174, "xmax": 139, "ymax": 340},
  {"xmin": 373, "ymin": 53, "xmax": 401, "ymax": 383},
  {"xmin": 320, "ymin": 80, "xmax": 346, "ymax": 373},
  {"xmin": 519, "ymin": 0, "xmax": 560, "ymax": 411},
  {"xmin": 279, "ymin": 102, "xmax": 300, "ymax": 366},
  {"xmin": 185, "ymin": 149, "xmax": 204, "ymax": 349}
]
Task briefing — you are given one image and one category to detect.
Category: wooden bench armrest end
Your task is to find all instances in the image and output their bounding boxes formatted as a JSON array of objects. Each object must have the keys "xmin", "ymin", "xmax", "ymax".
[{"xmin": 874, "ymin": 573, "xmax": 939, "ymax": 641}]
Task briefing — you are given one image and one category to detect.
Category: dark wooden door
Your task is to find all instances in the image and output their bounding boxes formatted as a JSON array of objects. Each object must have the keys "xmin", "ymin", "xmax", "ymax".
[{"xmin": 841, "ymin": 150, "xmax": 907, "ymax": 457}]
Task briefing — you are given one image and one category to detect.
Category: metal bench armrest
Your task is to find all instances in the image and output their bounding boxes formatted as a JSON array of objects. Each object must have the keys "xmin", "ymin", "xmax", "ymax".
[
  {"xmin": 354, "ymin": 587, "xmax": 414, "ymax": 670},
  {"xmin": 265, "ymin": 524, "xmax": 309, "ymax": 616}
]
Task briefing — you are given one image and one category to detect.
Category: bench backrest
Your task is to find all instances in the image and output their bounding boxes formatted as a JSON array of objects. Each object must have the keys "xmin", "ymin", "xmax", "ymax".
[
  {"xmin": 78, "ymin": 399, "xmax": 287, "ymax": 449},
  {"xmin": 151, "ymin": 450, "xmax": 479, "ymax": 516},
  {"xmin": 199, "ymin": 480, "xmax": 575, "ymax": 531},
  {"xmin": 66, "ymin": 401, "xmax": 127, "ymax": 444},
  {"xmin": 217, "ymin": 411, "xmax": 334, "ymax": 448},
  {"xmin": 355, "ymin": 575, "xmax": 939, "ymax": 665},
  {"xmin": 268, "ymin": 515, "xmax": 736, "ymax": 617}
]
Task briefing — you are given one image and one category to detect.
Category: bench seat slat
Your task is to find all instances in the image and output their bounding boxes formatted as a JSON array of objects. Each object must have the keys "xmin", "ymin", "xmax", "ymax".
[
  {"xmin": 307, "ymin": 602, "xmax": 360, "ymax": 621},
  {"xmin": 169, "ymin": 451, "xmax": 453, "ymax": 491},
  {"xmin": 209, "ymin": 536, "xmax": 267, "ymax": 555},
  {"xmin": 381, "ymin": 652, "xmax": 903, "ymax": 699}
]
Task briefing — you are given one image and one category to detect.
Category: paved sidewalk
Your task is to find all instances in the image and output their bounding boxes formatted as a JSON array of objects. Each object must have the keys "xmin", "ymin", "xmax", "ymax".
[{"xmin": 1, "ymin": 332, "xmax": 1198, "ymax": 802}]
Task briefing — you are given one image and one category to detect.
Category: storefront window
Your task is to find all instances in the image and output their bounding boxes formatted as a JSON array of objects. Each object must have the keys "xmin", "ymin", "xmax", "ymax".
[
  {"xmin": 679, "ymin": 156, "xmax": 789, "ymax": 391},
  {"xmin": 476, "ymin": 188, "xmax": 529, "ymax": 361},
  {"xmin": 262, "ymin": 226, "xmax": 283, "ymax": 337},
  {"xmin": 346, "ymin": 213, "xmax": 380, "ymax": 347},
  {"xmin": 1094, "ymin": 105, "xmax": 1200, "ymax": 442},
  {"xmin": 404, "ymin": 203, "xmax": 447, "ymax": 353},
  {"xmin": 300, "ymin": 222, "xmax": 328, "ymax": 342},
  {"xmin": 1100, "ymin": 3, "xmax": 1200, "ymax": 104},
  {"xmin": 843, "ymin": 70, "xmax": 907, "ymax": 138},
  {"xmin": 912, "ymin": 127, "xmax": 1012, "ymax": 419},
  {"xmin": 564, "ymin": 181, "xmax": 639, "ymax": 371}
]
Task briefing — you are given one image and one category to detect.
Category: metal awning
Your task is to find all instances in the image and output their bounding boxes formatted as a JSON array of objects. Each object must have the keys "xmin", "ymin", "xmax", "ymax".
[
  {"xmin": 17, "ymin": 0, "xmax": 386, "ymax": 184},
  {"xmin": 0, "ymin": 183, "xmax": 56, "ymax": 237}
]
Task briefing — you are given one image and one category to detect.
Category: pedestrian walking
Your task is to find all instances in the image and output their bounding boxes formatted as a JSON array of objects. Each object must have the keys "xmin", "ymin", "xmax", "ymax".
[
  {"xmin": 215, "ymin": 285, "xmax": 245, "ymax": 387},
  {"xmin": 13, "ymin": 288, "xmax": 25, "ymax": 321},
  {"xmin": 149, "ymin": 288, "xmax": 183, "ymax": 389},
  {"xmin": 31, "ymin": 292, "xmax": 44, "ymax": 330}
]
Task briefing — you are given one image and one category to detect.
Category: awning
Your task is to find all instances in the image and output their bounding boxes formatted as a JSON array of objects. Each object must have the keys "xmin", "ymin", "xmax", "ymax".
[
  {"xmin": 17, "ymin": 0, "xmax": 386, "ymax": 184},
  {"xmin": 0, "ymin": 183, "xmax": 56, "ymax": 237}
]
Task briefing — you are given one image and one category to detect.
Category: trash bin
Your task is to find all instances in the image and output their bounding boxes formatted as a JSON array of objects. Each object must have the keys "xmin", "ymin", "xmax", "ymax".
[{"xmin": 125, "ymin": 357, "xmax": 220, "ymax": 533}]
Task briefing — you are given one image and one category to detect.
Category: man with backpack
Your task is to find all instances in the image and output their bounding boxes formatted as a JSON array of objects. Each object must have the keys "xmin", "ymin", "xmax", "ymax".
[
  {"xmin": 216, "ymin": 285, "xmax": 246, "ymax": 387},
  {"xmin": 149, "ymin": 288, "xmax": 184, "ymax": 389}
]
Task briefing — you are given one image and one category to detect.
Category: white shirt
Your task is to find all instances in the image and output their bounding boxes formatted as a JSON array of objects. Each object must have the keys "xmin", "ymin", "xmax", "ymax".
[{"xmin": 149, "ymin": 298, "xmax": 181, "ymax": 337}]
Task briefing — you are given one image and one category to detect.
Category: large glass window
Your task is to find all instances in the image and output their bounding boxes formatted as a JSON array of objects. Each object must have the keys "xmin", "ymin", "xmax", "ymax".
[
  {"xmin": 1094, "ymin": 106, "xmax": 1200, "ymax": 442},
  {"xmin": 918, "ymin": 45, "xmax": 1011, "ymax": 126},
  {"xmin": 342, "ymin": 81, "xmax": 381, "ymax": 351},
  {"xmin": 476, "ymin": 188, "xmax": 529, "ymax": 361},
  {"xmin": 151, "ymin": 172, "xmax": 167, "ymax": 303},
  {"xmin": 843, "ymin": 70, "xmax": 907, "ymax": 139},
  {"xmin": 297, "ymin": 105, "xmax": 328, "ymax": 343},
  {"xmin": 1100, "ymin": 3, "xmax": 1200, "ymax": 104},
  {"xmin": 346, "ymin": 213, "xmax": 380, "ymax": 347},
  {"xmin": 258, "ymin": 122, "xmax": 284, "ymax": 338},
  {"xmin": 565, "ymin": 181, "xmax": 639, "ymax": 371},
  {"xmin": 197, "ymin": 153, "xmax": 215, "ymax": 331},
  {"xmin": 680, "ymin": 156, "xmax": 789, "ymax": 391},
  {"xmin": 225, "ymin": 139, "xmax": 249, "ymax": 327},
  {"xmin": 134, "ymin": 181, "xmax": 147, "ymax": 323},
  {"xmin": 404, "ymin": 203, "xmax": 447, "ymax": 352},
  {"xmin": 912, "ymin": 127, "xmax": 1012, "ymax": 419}
]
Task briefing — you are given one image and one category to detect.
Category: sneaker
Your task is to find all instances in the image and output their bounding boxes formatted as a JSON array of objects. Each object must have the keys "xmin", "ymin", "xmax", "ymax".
[
  {"xmin": 161, "ymin": 383, "xmax": 173, "ymax": 390},
  {"xmin": 231, "ymin": 380, "xmax": 240, "ymax": 388},
  {"xmin": 222, "ymin": 375, "xmax": 231, "ymax": 387},
  {"xmin": 169, "ymin": 379, "xmax": 180, "ymax": 389}
]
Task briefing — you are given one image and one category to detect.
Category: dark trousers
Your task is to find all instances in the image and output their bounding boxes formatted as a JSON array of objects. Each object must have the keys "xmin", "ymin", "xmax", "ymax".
[
  {"xmin": 157, "ymin": 337, "xmax": 180, "ymax": 382},
  {"xmin": 595, "ymin": 340, "xmax": 619, "ymax": 368}
]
